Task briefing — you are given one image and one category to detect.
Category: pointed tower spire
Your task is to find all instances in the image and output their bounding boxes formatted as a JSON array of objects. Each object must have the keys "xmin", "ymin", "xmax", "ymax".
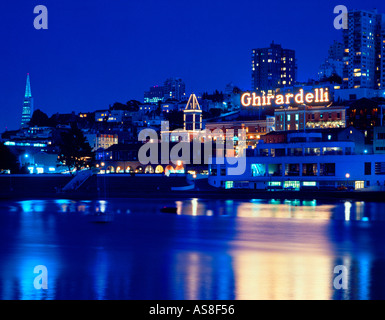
[
  {"xmin": 21, "ymin": 73, "xmax": 34, "ymax": 128},
  {"xmin": 25, "ymin": 73, "xmax": 32, "ymax": 98},
  {"xmin": 184, "ymin": 93, "xmax": 202, "ymax": 131},
  {"xmin": 185, "ymin": 93, "xmax": 201, "ymax": 111}
]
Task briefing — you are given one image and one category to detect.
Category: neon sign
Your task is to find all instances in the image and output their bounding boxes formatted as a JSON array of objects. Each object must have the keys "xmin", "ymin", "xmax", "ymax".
[{"xmin": 241, "ymin": 88, "xmax": 330, "ymax": 107}]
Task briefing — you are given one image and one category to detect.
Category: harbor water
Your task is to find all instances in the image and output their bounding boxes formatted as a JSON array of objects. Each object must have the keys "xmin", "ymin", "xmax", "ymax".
[{"xmin": 0, "ymin": 197, "xmax": 385, "ymax": 300}]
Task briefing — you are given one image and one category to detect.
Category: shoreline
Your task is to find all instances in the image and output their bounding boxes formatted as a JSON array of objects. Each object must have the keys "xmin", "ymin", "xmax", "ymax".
[
  {"xmin": 0, "ymin": 173, "xmax": 384, "ymax": 203},
  {"xmin": 0, "ymin": 189, "xmax": 384, "ymax": 202}
]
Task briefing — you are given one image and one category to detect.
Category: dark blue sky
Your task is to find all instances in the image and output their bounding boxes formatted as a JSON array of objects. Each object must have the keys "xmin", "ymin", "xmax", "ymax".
[{"xmin": 1, "ymin": 0, "xmax": 384, "ymax": 131}]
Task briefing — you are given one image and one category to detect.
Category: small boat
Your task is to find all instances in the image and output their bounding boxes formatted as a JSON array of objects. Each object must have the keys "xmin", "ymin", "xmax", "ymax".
[{"xmin": 160, "ymin": 206, "xmax": 178, "ymax": 214}]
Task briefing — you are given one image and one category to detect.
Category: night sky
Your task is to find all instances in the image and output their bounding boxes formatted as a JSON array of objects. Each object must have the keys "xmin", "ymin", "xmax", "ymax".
[{"xmin": 1, "ymin": 0, "xmax": 384, "ymax": 131}]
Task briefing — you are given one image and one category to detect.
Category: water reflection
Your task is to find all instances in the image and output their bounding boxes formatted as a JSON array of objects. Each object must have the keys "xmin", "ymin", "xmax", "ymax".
[
  {"xmin": 0, "ymin": 198, "xmax": 385, "ymax": 299},
  {"xmin": 233, "ymin": 250, "xmax": 333, "ymax": 300}
]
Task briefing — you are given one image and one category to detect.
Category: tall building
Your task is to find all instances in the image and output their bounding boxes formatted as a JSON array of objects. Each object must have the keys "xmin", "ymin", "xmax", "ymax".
[
  {"xmin": 318, "ymin": 41, "xmax": 344, "ymax": 80},
  {"xmin": 163, "ymin": 78, "xmax": 186, "ymax": 101},
  {"xmin": 328, "ymin": 40, "xmax": 344, "ymax": 61},
  {"xmin": 144, "ymin": 78, "xmax": 186, "ymax": 103},
  {"xmin": 342, "ymin": 9, "xmax": 385, "ymax": 90},
  {"xmin": 378, "ymin": 20, "xmax": 385, "ymax": 89},
  {"xmin": 21, "ymin": 73, "xmax": 34, "ymax": 128},
  {"xmin": 143, "ymin": 85, "xmax": 165, "ymax": 104},
  {"xmin": 251, "ymin": 42, "xmax": 296, "ymax": 95}
]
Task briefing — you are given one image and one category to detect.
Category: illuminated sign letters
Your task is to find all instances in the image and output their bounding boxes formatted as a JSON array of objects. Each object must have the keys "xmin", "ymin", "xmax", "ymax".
[{"xmin": 241, "ymin": 88, "xmax": 330, "ymax": 107}]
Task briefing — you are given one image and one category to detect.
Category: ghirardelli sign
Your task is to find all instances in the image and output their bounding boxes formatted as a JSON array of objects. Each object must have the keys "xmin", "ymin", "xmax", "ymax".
[{"xmin": 241, "ymin": 88, "xmax": 330, "ymax": 107}]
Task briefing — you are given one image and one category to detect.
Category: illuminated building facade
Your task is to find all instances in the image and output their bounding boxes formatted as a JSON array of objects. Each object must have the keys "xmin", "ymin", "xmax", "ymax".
[
  {"xmin": 251, "ymin": 42, "xmax": 296, "ymax": 95},
  {"xmin": 274, "ymin": 105, "xmax": 347, "ymax": 131},
  {"xmin": 163, "ymin": 78, "xmax": 186, "ymax": 101},
  {"xmin": 95, "ymin": 109, "xmax": 132, "ymax": 123},
  {"xmin": 144, "ymin": 78, "xmax": 186, "ymax": 103},
  {"xmin": 94, "ymin": 143, "xmax": 186, "ymax": 175},
  {"xmin": 208, "ymin": 128, "xmax": 382, "ymax": 191},
  {"xmin": 160, "ymin": 94, "xmax": 203, "ymax": 143},
  {"xmin": 342, "ymin": 9, "xmax": 385, "ymax": 90},
  {"xmin": 184, "ymin": 93, "xmax": 202, "ymax": 131},
  {"xmin": 205, "ymin": 119, "xmax": 270, "ymax": 147},
  {"xmin": 21, "ymin": 74, "xmax": 34, "ymax": 128},
  {"xmin": 84, "ymin": 133, "xmax": 118, "ymax": 151}
]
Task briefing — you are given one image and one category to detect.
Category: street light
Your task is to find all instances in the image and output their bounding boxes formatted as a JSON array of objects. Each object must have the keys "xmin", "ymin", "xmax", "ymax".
[{"xmin": 345, "ymin": 173, "xmax": 350, "ymax": 188}]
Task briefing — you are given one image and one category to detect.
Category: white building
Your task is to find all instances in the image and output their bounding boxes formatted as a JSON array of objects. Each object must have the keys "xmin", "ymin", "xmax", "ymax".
[
  {"xmin": 84, "ymin": 133, "xmax": 118, "ymax": 151},
  {"xmin": 208, "ymin": 130, "xmax": 385, "ymax": 191}
]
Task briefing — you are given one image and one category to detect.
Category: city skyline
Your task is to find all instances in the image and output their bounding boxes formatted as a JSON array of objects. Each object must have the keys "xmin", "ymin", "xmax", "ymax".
[
  {"xmin": 1, "ymin": 0, "xmax": 385, "ymax": 132},
  {"xmin": 2, "ymin": 0, "xmax": 385, "ymax": 304}
]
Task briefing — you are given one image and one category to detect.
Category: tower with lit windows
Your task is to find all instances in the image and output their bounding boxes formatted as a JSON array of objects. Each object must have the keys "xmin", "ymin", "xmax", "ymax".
[
  {"xmin": 251, "ymin": 42, "xmax": 296, "ymax": 95},
  {"xmin": 184, "ymin": 93, "xmax": 202, "ymax": 131},
  {"xmin": 21, "ymin": 73, "xmax": 34, "ymax": 128},
  {"xmin": 342, "ymin": 9, "xmax": 385, "ymax": 89}
]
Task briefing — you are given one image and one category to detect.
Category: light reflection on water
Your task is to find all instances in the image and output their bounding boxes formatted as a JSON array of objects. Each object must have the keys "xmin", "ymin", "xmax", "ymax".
[{"xmin": 0, "ymin": 198, "xmax": 385, "ymax": 300}]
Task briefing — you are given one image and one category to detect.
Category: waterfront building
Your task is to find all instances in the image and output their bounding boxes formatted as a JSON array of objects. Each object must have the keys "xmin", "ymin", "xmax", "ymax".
[
  {"xmin": 20, "ymin": 152, "xmax": 59, "ymax": 174},
  {"xmin": 374, "ymin": 126, "xmax": 385, "ymax": 153},
  {"xmin": 345, "ymin": 98, "xmax": 385, "ymax": 142},
  {"xmin": 21, "ymin": 74, "xmax": 34, "ymax": 128},
  {"xmin": 208, "ymin": 127, "xmax": 385, "ymax": 191},
  {"xmin": 205, "ymin": 119, "xmax": 271, "ymax": 147},
  {"xmin": 2, "ymin": 126, "xmax": 62, "ymax": 174},
  {"xmin": 251, "ymin": 42, "xmax": 296, "ymax": 95},
  {"xmin": 260, "ymin": 126, "xmax": 367, "ymax": 153},
  {"xmin": 95, "ymin": 143, "xmax": 144, "ymax": 174},
  {"xmin": 94, "ymin": 143, "xmax": 185, "ymax": 175},
  {"xmin": 274, "ymin": 105, "xmax": 347, "ymax": 131}
]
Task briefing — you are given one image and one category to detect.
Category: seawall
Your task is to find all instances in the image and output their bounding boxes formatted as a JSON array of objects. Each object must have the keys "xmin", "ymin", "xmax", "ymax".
[{"xmin": 0, "ymin": 174, "xmax": 384, "ymax": 202}]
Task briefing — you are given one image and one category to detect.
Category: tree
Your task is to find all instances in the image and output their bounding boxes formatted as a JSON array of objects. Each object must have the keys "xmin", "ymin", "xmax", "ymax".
[
  {"xmin": 163, "ymin": 110, "xmax": 184, "ymax": 130},
  {"xmin": 30, "ymin": 109, "xmax": 55, "ymax": 127},
  {"xmin": 126, "ymin": 100, "xmax": 141, "ymax": 112},
  {"xmin": 202, "ymin": 90, "xmax": 224, "ymax": 102},
  {"xmin": 58, "ymin": 124, "xmax": 94, "ymax": 173},
  {"xmin": 0, "ymin": 143, "xmax": 20, "ymax": 173},
  {"xmin": 208, "ymin": 108, "xmax": 222, "ymax": 118},
  {"xmin": 111, "ymin": 102, "xmax": 127, "ymax": 110},
  {"xmin": 321, "ymin": 73, "xmax": 342, "ymax": 84}
]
